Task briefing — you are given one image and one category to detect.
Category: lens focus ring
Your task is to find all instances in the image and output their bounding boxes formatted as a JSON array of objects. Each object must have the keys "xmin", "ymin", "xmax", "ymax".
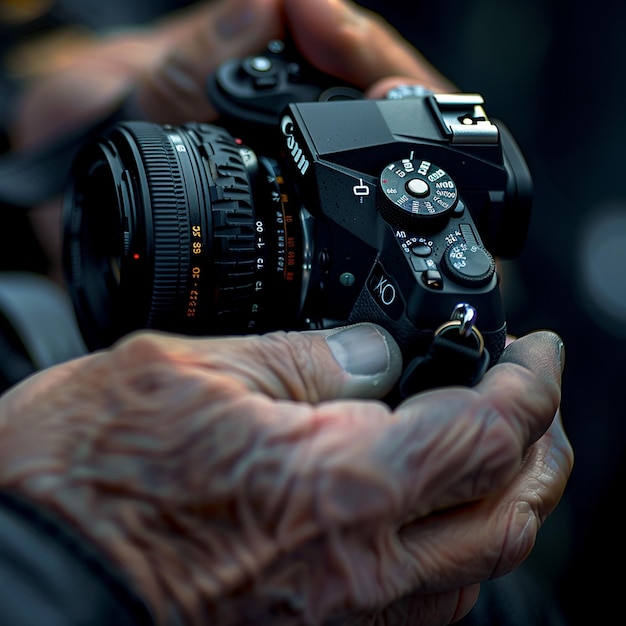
[
  {"xmin": 127, "ymin": 122, "xmax": 190, "ymax": 329},
  {"xmin": 184, "ymin": 123, "xmax": 259, "ymax": 329}
]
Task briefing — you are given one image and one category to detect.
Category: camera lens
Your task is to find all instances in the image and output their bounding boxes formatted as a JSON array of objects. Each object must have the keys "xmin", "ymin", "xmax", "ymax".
[{"xmin": 63, "ymin": 121, "xmax": 305, "ymax": 350}]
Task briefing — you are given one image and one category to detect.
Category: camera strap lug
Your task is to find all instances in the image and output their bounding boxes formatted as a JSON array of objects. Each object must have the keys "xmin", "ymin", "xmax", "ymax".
[{"xmin": 398, "ymin": 303, "xmax": 490, "ymax": 397}]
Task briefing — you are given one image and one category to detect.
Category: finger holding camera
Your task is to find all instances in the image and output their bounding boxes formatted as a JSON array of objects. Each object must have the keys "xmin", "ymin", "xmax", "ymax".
[
  {"xmin": 134, "ymin": 0, "xmax": 456, "ymax": 124},
  {"xmin": 0, "ymin": 325, "xmax": 571, "ymax": 625},
  {"xmin": 284, "ymin": 0, "xmax": 455, "ymax": 96}
]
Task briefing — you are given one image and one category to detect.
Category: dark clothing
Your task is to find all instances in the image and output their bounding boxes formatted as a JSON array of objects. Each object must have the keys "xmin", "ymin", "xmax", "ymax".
[{"xmin": 0, "ymin": 492, "xmax": 153, "ymax": 626}]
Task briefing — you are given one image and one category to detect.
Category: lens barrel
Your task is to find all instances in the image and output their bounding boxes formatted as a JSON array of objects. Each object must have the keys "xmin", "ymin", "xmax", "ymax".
[{"xmin": 63, "ymin": 121, "xmax": 303, "ymax": 349}]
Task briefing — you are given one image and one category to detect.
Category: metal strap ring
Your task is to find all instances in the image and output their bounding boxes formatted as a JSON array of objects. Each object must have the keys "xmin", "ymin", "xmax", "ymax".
[{"xmin": 434, "ymin": 320, "xmax": 485, "ymax": 355}]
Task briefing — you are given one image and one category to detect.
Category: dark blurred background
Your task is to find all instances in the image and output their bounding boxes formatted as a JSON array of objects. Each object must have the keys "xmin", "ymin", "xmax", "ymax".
[
  {"xmin": 384, "ymin": 3, "xmax": 625, "ymax": 622},
  {"xmin": 1, "ymin": 0, "xmax": 624, "ymax": 623}
]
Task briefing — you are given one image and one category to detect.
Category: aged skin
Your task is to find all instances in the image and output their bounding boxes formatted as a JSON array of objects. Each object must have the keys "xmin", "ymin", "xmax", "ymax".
[{"xmin": 0, "ymin": 326, "xmax": 571, "ymax": 625}]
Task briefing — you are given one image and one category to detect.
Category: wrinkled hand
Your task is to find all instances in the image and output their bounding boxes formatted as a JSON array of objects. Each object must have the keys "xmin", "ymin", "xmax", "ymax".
[
  {"xmin": 11, "ymin": 0, "xmax": 453, "ymax": 146},
  {"xmin": 0, "ymin": 325, "xmax": 572, "ymax": 625}
]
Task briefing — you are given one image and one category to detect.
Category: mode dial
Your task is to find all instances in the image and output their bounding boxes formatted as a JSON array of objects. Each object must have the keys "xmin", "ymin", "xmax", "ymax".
[{"xmin": 379, "ymin": 159, "xmax": 458, "ymax": 230}]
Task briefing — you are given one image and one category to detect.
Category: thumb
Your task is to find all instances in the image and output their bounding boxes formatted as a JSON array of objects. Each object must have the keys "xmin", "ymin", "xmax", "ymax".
[
  {"xmin": 120, "ymin": 323, "xmax": 405, "ymax": 402},
  {"xmin": 285, "ymin": 323, "xmax": 404, "ymax": 400}
]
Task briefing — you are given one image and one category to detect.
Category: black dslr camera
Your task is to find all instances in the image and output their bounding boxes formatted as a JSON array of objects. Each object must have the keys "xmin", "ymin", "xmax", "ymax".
[{"xmin": 63, "ymin": 40, "xmax": 532, "ymax": 394}]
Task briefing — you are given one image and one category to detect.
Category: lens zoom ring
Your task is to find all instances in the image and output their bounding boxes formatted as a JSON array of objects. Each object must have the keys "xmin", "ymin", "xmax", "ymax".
[{"xmin": 194, "ymin": 126, "xmax": 257, "ymax": 319}]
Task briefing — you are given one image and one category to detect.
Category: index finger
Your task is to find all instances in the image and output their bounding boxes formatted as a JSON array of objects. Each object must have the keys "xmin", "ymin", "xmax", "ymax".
[{"xmin": 285, "ymin": 0, "xmax": 455, "ymax": 93}]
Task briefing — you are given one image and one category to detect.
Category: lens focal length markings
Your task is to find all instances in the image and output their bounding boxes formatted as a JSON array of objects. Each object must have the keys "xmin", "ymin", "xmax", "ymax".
[
  {"xmin": 164, "ymin": 128, "xmax": 210, "ymax": 329},
  {"xmin": 186, "ymin": 225, "xmax": 204, "ymax": 321}
]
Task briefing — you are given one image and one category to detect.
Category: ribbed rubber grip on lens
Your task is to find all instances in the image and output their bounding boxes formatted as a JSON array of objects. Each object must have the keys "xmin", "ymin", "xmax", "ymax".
[
  {"xmin": 126, "ymin": 122, "xmax": 189, "ymax": 328},
  {"xmin": 188, "ymin": 124, "xmax": 258, "ymax": 323}
]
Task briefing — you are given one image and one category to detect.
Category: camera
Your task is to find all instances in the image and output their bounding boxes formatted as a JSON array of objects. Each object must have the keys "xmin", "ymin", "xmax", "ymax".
[{"xmin": 62, "ymin": 39, "xmax": 532, "ymax": 393}]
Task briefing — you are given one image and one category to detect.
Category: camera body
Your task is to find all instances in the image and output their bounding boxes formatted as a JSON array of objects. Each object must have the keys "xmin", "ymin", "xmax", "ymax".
[
  {"xmin": 204, "ymin": 40, "xmax": 532, "ymax": 366},
  {"xmin": 236, "ymin": 95, "xmax": 522, "ymax": 361},
  {"xmin": 63, "ymin": 40, "xmax": 532, "ymax": 392}
]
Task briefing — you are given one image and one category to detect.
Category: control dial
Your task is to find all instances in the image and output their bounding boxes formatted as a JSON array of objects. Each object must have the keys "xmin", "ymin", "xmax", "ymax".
[
  {"xmin": 442, "ymin": 225, "xmax": 496, "ymax": 287},
  {"xmin": 379, "ymin": 159, "xmax": 458, "ymax": 230}
]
